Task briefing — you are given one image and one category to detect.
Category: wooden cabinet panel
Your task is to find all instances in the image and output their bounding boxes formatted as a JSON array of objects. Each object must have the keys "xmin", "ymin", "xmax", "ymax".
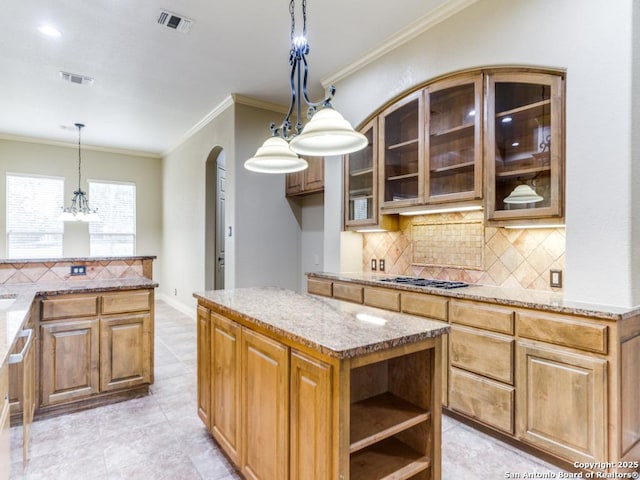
[
  {"xmin": 307, "ymin": 278, "xmax": 332, "ymax": 297},
  {"xmin": 286, "ymin": 171, "xmax": 304, "ymax": 196},
  {"xmin": 450, "ymin": 325, "xmax": 514, "ymax": 384},
  {"xmin": 211, "ymin": 312, "xmax": 241, "ymax": 465},
  {"xmin": 401, "ymin": 293, "xmax": 448, "ymax": 321},
  {"xmin": 41, "ymin": 295, "xmax": 98, "ymax": 320},
  {"xmin": 449, "ymin": 367, "xmax": 514, "ymax": 434},
  {"xmin": 101, "ymin": 290, "xmax": 151, "ymax": 315},
  {"xmin": 333, "ymin": 283, "xmax": 363, "ymax": 304},
  {"xmin": 517, "ymin": 311, "xmax": 608, "ymax": 354},
  {"xmin": 241, "ymin": 328, "xmax": 289, "ymax": 480},
  {"xmin": 450, "ymin": 300, "xmax": 514, "ymax": 334},
  {"xmin": 100, "ymin": 313, "xmax": 151, "ymax": 391},
  {"xmin": 364, "ymin": 287, "xmax": 400, "ymax": 311},
  {"xmin": 196, "ymin": 306, "xmax": 211, "ymax": 429},
  {"xmin": 40, "ymin": 319, "xmax": 100, "ymax": 406},
  {"xmin": 286, "ymin": 156, "xmax": 324, "ymax": 197},
  {"xmin": 516, "ymin": 342, "xmax": 607, "ymax": 463},
  {"xmin": 0, "ymin": 362, "xmax": 9, "ymax": 480},
  {"xmin": 290, "ymin": 350, "xmax": 332, "ymax": 480}
]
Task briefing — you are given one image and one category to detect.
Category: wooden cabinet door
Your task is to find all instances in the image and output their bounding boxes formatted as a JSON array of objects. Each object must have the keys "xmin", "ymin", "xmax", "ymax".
[
  {"xmin": 516, "ymin": 342, "xmax": 607, "ymax": 463},
  {"xmin": 100, "ymin": 313, "xmax": 151, "ymax": 392},
  {"xmin": 196, "ymin": 306, "xmax": 211, "ymax": 429},
  {"xmin": 303, "ymin": 156, "xmax": 324, "ymax": 192},
  {"xmin": 211, "ymin": 312, "xmax": 241, "ymax": 465},
  {"xmin": 0, "ymin": 361, "xmax": 9, "ymax": 480},
  {"xmin": 286, "ymin": 170, "xmax": 304, "ymax": 196},
  {"xmin": 290, "ymin": 350, "xmax": 332, "ymax": 480},
  {"xmin": 241, "ymin": 328, "xmax": 289, "ymax": 480},
  {"xmin": 40, "ymin": 319, "xmax": 100, "ymax": 406}
]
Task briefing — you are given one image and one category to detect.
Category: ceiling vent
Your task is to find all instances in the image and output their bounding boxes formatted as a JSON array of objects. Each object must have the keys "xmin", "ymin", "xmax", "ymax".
[
  {"xmin": 59, "ymin": 71, "xmax": 94, "ymax": 86},
  {"xmin": 157, "ymin": 10, "xmax": 193, "ymax": 33}
]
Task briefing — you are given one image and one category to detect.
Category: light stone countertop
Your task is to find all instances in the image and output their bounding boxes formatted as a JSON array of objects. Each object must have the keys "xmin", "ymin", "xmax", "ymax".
[
  {"xmin": 194, "ymin": 287, "xmax": 450, "ymax": 359},
  {"xmin": 0, "ymin": 277, "xmax": 158, "ymax": 367},
  {"xmin": 308, "ymin": 272, "xmax": 639, "ymax": 321}
]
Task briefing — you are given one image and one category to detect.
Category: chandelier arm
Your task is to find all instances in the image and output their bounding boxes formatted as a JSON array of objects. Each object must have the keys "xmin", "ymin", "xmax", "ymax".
[{"xmin": 77, "ymin": 125, "xmax": 82, "ymax": 191}]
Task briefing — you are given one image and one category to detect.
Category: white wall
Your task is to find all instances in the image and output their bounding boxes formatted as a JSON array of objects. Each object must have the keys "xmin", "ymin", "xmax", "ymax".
[
  {"xmin": 299, "ymin": 193, "xmax": 324, "ymax": 292},
  {"xmin": 323, "ymin": 0, "xmax": 636, "ymax": 307},
  {"xmin": 0, "ymin": 137, "xmax": 162, "ymax": 267}
]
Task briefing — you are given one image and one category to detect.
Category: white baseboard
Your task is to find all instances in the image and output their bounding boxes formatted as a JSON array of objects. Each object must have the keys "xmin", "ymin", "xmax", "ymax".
[{"xmin": 156, "ymin": 292, "xmax": 197, "ymax": 319}]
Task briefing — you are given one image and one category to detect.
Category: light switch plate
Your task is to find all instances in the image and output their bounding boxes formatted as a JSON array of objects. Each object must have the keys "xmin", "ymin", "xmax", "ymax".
[
  {"xmin": 550, "ymin": 269, "xmax": 562, "ymax": 288},
  {"xmin": 371, "ymin": 259, "xmax": 377, "ymax": 271}
]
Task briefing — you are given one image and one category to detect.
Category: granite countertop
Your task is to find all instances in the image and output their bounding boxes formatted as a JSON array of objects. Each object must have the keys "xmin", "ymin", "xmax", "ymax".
[
  {"xmin": 308, "ymin": 272, "xmax": 639, "ymax": 321},
  {"xmin": 193, "ymin": 287, "xmax": 450, "ymax": 359},
  {"xmin": 0, "ymin": 277, "xmax": 158, "ymax": 368},
  {"xmin": 0, "ymin": 255, "xmax": 157, "ymax": 264}
]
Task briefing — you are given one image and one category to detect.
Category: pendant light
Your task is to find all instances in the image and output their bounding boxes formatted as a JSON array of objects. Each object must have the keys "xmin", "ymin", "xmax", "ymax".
[
  {"xmin": 60, "ymin": 123, "xmax": 100, "ymax": 222},
  {"xmin": 244, "ymin": 0, "xmax": 367, "ymax": 174}
]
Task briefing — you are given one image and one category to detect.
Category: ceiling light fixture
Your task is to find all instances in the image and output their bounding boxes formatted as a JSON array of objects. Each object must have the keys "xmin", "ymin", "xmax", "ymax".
[
  {"xmin": 60, "ymin": 123, "xmax": 100, "ymax": 222},
  {"xmin": 245, "ymin": 0, "xmax": 367, "ymax": 174},
  {"xmin": 38, "ymin": 25, "xmax": 61, "ymax": 38}
]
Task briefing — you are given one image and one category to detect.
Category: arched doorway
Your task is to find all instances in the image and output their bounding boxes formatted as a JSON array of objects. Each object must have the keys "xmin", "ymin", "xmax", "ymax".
[{"xmin": 205, "ymin": 147, "xmax": 226, "ymax": 290}]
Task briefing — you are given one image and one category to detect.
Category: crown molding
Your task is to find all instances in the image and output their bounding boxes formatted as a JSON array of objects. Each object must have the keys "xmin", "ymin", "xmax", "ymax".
[
  {"xmin": 163, "ymin": 94, "xmax": 289, "ymax": 157},
  {"xmin": 0, "ymin": 133, "xmax": 161, "ymax": 158},
  {"xmin": 321, "ymin": 0, "xmax": 480, "ymax": 87}
]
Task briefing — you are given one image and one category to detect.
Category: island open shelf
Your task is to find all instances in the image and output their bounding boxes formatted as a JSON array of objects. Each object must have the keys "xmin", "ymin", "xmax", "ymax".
[{"xmin": 194, "ymin": 287, "xmax": 449, "ymax": 480}]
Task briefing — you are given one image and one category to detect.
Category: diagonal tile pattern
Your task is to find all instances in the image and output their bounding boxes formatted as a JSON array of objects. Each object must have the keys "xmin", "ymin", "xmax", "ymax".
[
  {"xmin": 10, "ymin": 300, "xmax": 568, "ymax": 479},
  {"xmin": 363, "ymin": 211, "xmax": 565, "ymax": 291}
]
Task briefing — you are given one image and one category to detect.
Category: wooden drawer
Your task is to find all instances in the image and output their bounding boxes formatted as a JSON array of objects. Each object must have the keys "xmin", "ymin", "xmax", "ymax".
[
  {"xmin": 41, "ymin": 295, "xmax": 98, "ymax": 320},
  {"xmin": 517, "ymin": 311, "xmax": 608, "ymax": 354},
  {"xmin": 450, "ymin": 325, "xmax": 514, "ymax": 384},
  {"xmin": 307, "ymin": 279, "xmax": 332, "ymax": 297},
  {"xmin": 101, "ymin": 290, "xmax": 151, "ymax": 315},
  {"xmin": 449, "ymin": 367, "xmax": 514, "ymax": 434},
  {"xmin": 363, "ymin": 288, "xmax": 400, "ymax": 311},
  {"xmin": 332, "ymin": 283, "xmax": 363, "ymax": 304},
  {"xmin": 401, "ymin": 293, "xmax": 448, "ymax": 321},
  {"xmin": 450, "ymin": 300, "xmax": 514, "ymax": 335}
]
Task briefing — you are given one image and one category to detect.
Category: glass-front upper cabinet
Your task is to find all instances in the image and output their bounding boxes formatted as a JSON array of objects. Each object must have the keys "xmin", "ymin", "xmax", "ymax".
[
  {"xmin": 345, "ymin": 119, "xmax": 377, "ymax": 228},
  {"xmin": 485, "ymin": 71, "xmax": 564, "ymax": 223},
  {"xmin": 379, "ymin": 91, "xmax": 425, "ymax": 209},
  {"xmin": 426, "ymin": 74, "xmax": 482, "ymax": 203}
]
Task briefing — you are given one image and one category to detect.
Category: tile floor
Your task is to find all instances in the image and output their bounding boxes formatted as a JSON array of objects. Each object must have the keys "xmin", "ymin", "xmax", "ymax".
[{"xmin": 9, "ymin": 299, "xmax": 567, "ymax": 479}]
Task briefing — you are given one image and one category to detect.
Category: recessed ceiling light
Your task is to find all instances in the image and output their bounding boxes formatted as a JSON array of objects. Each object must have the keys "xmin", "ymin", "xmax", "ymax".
[{"xmin": 38, "ymin": 25, "xmax": 61, "ymax": 38}]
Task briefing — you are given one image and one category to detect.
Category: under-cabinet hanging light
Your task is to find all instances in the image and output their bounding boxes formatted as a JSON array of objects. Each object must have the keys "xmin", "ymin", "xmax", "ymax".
[
  {"xmin": 244, "ymin": 0, "xmax": 367, "ymax": 174},
  {"xmin": 60, "ymin": 123, "xmax": 100, "ymax": 222},
  {"xmin": 503, "ymin": 184, "xmax": 543, "ymax": 205}
]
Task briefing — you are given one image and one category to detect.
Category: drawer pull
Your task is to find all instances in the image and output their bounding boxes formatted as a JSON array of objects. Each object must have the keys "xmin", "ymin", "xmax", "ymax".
[{"xmin": 8, "ymin": 328, "xmax": 33, "ymax": 364}]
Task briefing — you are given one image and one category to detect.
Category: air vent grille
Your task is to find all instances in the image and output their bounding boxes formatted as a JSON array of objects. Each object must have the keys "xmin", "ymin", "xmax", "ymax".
[
  {"xmin": 157, "ymin": 9, "xmax": 193, "ymax": 33},
  {"xmin": 59, "ymin": 71, "xmax": 94, "ymax": 86}
]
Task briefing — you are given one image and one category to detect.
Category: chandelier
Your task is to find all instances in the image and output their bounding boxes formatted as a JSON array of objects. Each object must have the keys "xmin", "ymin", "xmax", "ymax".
[
  {"xmin": 60, "ymin": 123, "xmax": 100, "ymax": 222},
  {"xmin": 244, "ymin": 0, "xmax": 367, "ymax": 174}
]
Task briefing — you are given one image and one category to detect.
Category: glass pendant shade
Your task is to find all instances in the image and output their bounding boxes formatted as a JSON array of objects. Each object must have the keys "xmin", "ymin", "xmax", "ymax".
[
  {"xmin": 244, "ymin": 136, "xmax": 309, "ymax": 174},
  {"xmin": 503, "ymin": 184, "xmax": 544, "ymax": 204},
  {"xmin": 288, "ymin": 107, "xmax": 368, "ymax": 156}
]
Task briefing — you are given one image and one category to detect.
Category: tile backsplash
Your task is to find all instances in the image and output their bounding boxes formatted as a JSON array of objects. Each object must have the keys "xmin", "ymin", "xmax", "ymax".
[
  {"xmin": 0, "ymin": 258, "xmax": 149, "ymax": 285},
  {"xmin": 362, "ymin": 211, "xmax": 565, "ymax": 292}
]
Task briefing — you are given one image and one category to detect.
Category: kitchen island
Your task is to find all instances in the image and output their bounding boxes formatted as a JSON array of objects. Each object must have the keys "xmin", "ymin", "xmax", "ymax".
[{"xmin": 194, "ymin": 287, "xmax": 450, "ymax": 480}]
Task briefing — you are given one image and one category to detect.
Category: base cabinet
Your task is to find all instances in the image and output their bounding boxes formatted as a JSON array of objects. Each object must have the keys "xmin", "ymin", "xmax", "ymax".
[
  {"xmin": 40, "ymin": 319, "xmax": 100, "ymax": 406},
  {"xmin": 196, "ymin": 306, "xmax": 211, "ymax": 428},
  {"xmin": 516, "ymin": 341, "xmax": 607, "ymax": 463},
  {"xmin": 241, "ymin": 328, "xmax": 289, "ymax": 480},
  {"xmin": 1, "ymin": 360, "xmax": 10, "ymax": 480},
  {"xmin": 39, "ymin": 289, "xmax": 154, "ymax": 411}
]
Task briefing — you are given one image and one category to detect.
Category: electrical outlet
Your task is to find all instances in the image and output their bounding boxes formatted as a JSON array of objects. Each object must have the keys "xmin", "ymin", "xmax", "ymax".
[
  {"xmin": 379, "ymin": 259, "xmax": 385, "ymax": 272},
  {"xmin": 371, "ymin": 259, "xmax": 377, "ymax": 271},
  {"xmin": 550, "ymin": 269, "xmax": 562, "ymax": 288},
  {"xmin": 70, "ymin": 265, "xmax": 86, "ymax": 276}
]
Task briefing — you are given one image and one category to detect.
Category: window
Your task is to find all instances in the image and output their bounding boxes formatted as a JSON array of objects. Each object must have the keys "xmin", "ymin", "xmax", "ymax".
[
  {"xmin": 89, "ymin": 180, "xmax": 136, "ymax": 256},
  {"xmin": 6, "ymin": 173, "xmax": 64, "ymax": 258}
]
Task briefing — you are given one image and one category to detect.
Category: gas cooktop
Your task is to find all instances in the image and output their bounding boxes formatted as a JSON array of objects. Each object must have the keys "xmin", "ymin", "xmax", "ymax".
[{"xmin": 378, "ymin": 276, "xmax": 469, "ymax": 289}]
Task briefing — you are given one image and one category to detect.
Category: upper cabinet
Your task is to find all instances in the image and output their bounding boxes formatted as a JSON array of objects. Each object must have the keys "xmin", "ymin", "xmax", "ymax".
[
  {"xmin": 379, "ymin": 91, "xmax": 425, "ymax": 209},
  {"xmin": 426, "ymin": 74, "xmax": 482, "ymax": 203},
  {"xmin": 285, "ymin": 156, "xmax": 324, "ymax": 197},
  {"xmin": 342, "ymin": 67, "xmax": 565, "ymax": 228},
  {"xmin": 485, "ymin": 71, "xmax": 564, "ymax": 223}
]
